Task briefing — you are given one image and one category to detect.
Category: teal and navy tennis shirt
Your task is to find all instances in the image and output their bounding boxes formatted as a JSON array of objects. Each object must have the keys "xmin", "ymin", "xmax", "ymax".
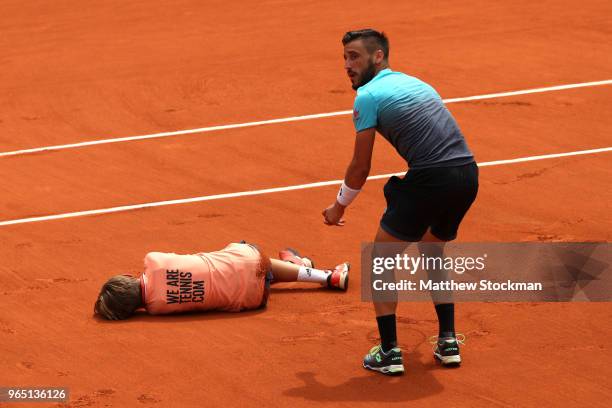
[{"xmin": 352, "ymin": 68, "xmax": 474, "ymax": 169}]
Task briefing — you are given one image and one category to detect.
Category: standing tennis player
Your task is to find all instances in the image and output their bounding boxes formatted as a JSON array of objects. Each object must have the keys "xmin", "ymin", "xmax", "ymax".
[{"xmin": 322, "ymin": 29, "xmax": 478, "ymax": 375}]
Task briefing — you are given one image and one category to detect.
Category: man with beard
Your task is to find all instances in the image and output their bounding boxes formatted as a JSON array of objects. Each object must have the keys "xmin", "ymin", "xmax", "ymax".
[{"xmin": 322, "ymin": 29, "xmax": 478, "ymax": 375}]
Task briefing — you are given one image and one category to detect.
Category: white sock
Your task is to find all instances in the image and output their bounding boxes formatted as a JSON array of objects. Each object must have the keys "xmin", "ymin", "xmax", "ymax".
[{"xmin": 297, "ymin": 266, "xmax": 330, "ymax": 284}]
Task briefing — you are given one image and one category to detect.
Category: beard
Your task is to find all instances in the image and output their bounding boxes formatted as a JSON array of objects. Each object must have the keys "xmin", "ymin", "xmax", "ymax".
[{"xmin": 352, "ymin": 60, "xmax": 377, "ymax": 90}]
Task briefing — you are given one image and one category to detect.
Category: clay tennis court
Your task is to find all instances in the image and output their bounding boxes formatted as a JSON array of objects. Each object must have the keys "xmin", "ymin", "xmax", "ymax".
[{"xmin": 1, "ymin": 0, "xmax": 611, "ymax": 406}]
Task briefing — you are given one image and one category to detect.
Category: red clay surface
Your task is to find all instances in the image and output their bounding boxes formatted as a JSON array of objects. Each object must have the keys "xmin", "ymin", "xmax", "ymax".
[{"xmin": 1, "ymin": 1, "xmax": 611, "ymax": 407}]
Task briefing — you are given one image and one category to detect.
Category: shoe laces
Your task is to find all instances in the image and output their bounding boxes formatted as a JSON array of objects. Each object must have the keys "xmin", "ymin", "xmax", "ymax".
[
  {"xmin": 428, "ymin": 333, "xmax": 465, "ymax": 349},
  {"xmin": 369, "ymin": 344, "xmax": 382, "ymax": 355},
  {"xmin": 370, "ymin": 344, "xmax": 401, "ymax": 356}
]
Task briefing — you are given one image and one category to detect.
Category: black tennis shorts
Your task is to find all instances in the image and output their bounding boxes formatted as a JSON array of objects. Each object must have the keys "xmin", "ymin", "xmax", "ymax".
[{"xmin": 380, "ymin": 162, "xmax": 479, "ymax": 241}]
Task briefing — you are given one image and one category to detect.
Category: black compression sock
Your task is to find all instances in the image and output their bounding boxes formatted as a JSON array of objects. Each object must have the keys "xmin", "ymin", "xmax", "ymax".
[
  {"xmin": 376, "ymin": 314, "xmax": 397, "ymax": 353},
  {"xmin": 435, "ymin": 303, "xmax": 455, "ymax": 338}
]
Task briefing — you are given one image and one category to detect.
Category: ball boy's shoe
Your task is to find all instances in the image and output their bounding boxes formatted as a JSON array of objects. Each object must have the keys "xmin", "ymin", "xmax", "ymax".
[{"xmin": 278, "ymin": 248, "xmax": 314, "ymax": 268}]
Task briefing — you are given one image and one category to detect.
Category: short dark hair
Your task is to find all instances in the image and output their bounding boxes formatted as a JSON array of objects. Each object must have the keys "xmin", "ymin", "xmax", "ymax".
[
  {"xmin": 94, "ymin": 275, "xmax": 141, "ymax": 320},
  {"xmin": 342, "ymin": 29, "xmax": 389, "ymax": 60}
]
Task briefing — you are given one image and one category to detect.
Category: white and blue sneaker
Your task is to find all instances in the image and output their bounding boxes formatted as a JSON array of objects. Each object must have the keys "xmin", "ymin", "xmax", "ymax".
[
  {"xmin": 363, "ymin": 344, "xmax": 404, "ymax": 375},
  {"xmin": 432, "ymin": 334, "xmax": 465, "ymax": 366}
]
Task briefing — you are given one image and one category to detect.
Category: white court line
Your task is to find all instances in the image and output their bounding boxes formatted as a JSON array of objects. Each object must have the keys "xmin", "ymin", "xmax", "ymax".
[
  {"xmin": 1, "ymin": 79, "xmax": 611, "ymax": 158},
  {"xmin": 0, "ymin": 147, "xmax": 610, "ymax": 227}
]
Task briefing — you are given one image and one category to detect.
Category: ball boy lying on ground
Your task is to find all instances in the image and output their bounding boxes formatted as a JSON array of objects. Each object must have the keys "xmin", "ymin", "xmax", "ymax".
[{"xmin": 94, "ymin": 242, "xmax": 349, "ymax": 320}]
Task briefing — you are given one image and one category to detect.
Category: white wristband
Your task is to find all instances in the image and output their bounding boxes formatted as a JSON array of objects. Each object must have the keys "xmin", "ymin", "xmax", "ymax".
[{"xmin": 336, "ymin": 182, "xmax": 361, "ymax": 207}]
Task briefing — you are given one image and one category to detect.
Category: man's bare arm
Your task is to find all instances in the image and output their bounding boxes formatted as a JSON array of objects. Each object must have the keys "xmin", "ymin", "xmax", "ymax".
[
  {"xmin": 344, "ymin": 128, "xmax": 376, "ymax": 189},
  {"xmin": 322, "ymin": 128, "xmax": 376, "ymax": 225}
]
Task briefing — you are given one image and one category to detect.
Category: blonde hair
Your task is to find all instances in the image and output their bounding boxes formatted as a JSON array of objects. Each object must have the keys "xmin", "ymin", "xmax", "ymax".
[{"xmin": 94, "ymin": 275, "xmax": 142, "ymax": 320}]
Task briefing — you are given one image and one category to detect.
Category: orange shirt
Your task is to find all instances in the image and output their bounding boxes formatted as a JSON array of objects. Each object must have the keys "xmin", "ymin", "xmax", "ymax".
[{"xmin": 140, "ymin": 243, "xmax": 267, "ymax": 314}]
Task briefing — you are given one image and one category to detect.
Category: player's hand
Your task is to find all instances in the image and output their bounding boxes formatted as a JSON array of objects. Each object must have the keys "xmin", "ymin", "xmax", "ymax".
[{"xmin": 322, "ymin": 202, "xmax": 346, "ymax": 226}]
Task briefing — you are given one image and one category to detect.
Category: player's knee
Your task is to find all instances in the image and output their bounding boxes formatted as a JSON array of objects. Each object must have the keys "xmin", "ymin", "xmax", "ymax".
[{"xmin": 369, "ymin": 243, "xmax": 400, "ymax": 302}]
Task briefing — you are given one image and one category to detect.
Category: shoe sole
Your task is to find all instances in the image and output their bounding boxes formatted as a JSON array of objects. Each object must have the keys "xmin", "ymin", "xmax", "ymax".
[
  {"xmin": 434, "ymin": 353, "xmax": 461, "ymax": 366},
  {"xmin": 363, "ymin": 362, "xmax": 404, "ymax": 375},
  {"xmin": 331, "ymin": 263, "xmax": 350, "ymax": 291},
  {"xmin": 281, "ymin": 248, "xmax": 314, "ymax": 268},
  {"xmin": 339, "ymin": 264, "xmax": 349, "ymax": 290}
]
